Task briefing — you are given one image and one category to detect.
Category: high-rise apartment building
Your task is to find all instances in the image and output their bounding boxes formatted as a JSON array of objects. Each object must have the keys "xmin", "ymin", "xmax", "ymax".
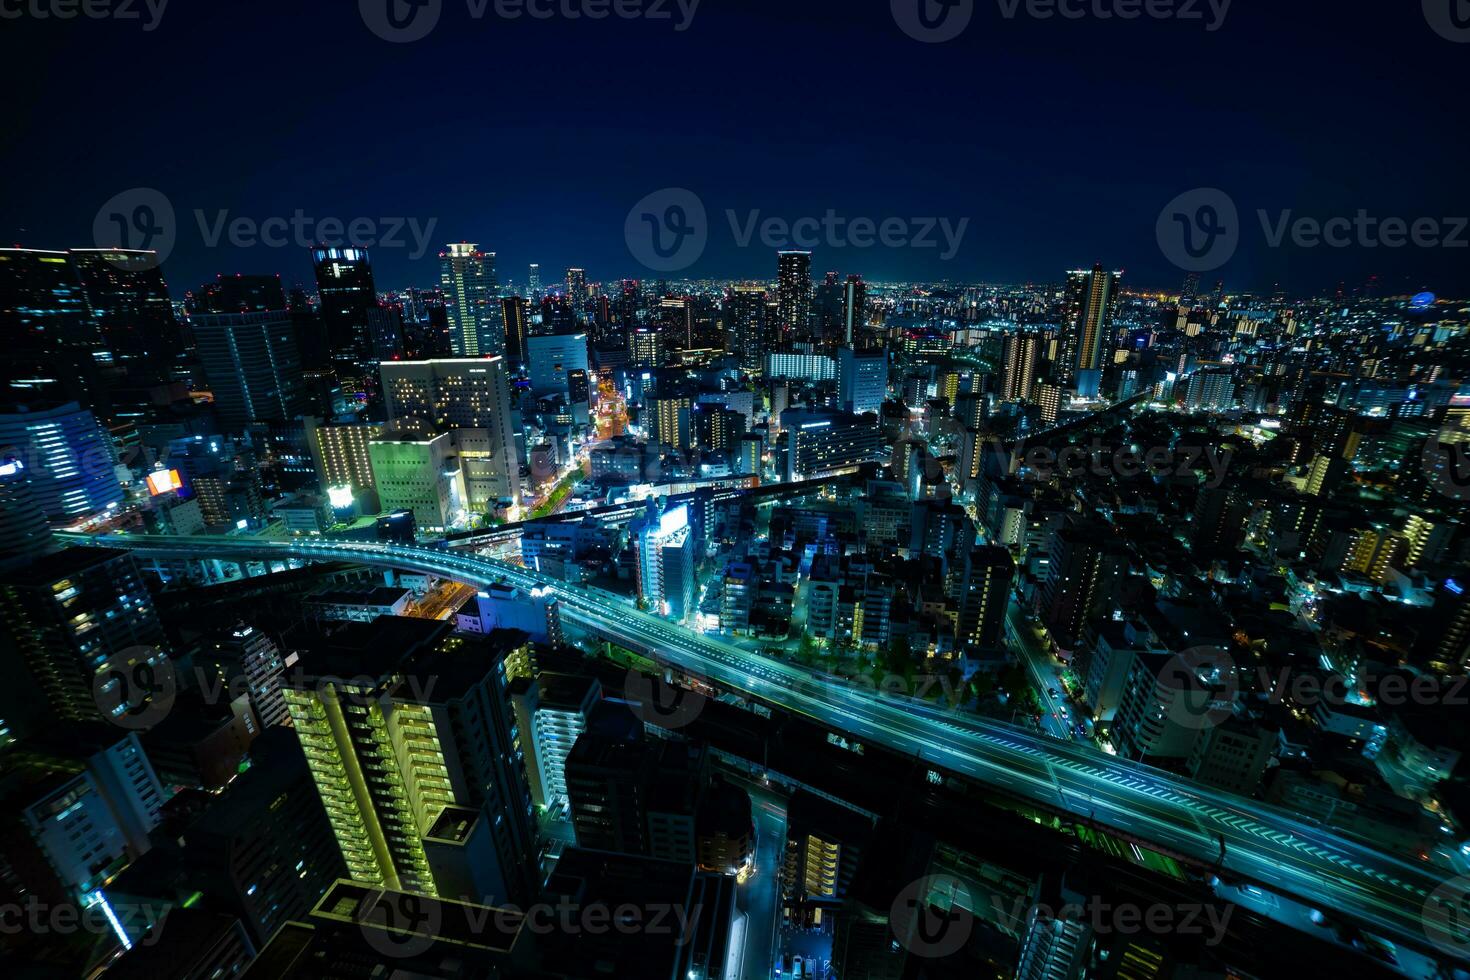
[
  {"xmin": 283, "ymin": 622, "xmax": 536, "ymax": 904},
  {"xmin": 564, "ymin": 267, "xmax": 588, "ymax": 315},
  {"xmin": 776, "ymin": 251, "xmax": 812, "ymax": 347},
  {"xmin": 1001, "ymin": 331, "xmax": 1042, "ymax": 402},
  {"xmin": 726, "ymin": 284, "xmax": 769, "ymax": 374},
  {"xmin": 841, "ymin": 274, "xmax": 866, "ymax": 345},
  {"xmin": 1058, "ymin": 265, "xmax": 1121, "ymax": 384},
  {"xmin": 501, "ymin": 295, "xmax": 530, "ymax": 363},
  {"xmin": 440, "ymin": 243, "xmax": 503, "ymax": 357}
]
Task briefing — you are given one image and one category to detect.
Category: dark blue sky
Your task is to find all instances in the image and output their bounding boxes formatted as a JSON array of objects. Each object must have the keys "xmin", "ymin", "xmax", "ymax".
[{"xmin": 3, "ymin": 0, "xmax": 1467, "ymax": 297}]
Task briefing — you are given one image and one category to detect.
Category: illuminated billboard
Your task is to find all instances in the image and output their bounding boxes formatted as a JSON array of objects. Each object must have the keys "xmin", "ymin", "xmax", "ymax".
[{"xmin": 147, "ymin": 469, "xmax": 183, "ymax": 496}]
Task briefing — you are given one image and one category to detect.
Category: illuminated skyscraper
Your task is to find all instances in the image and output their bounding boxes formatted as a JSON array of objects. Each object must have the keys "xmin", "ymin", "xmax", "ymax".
[
  {"xmin": 842, "ymin": 274, "xmax": 866, "ymax": 345},
  {"xmin": 528, "ymin": 263, "xmax": 542, "ymax": 299},
  {"xmin": 776, "ymin": 251, "xmax": 812, "ymax": 348},
  {"xmin": 70, "ymin": 248, "xmax": 180, "ymax": 365},
  {"xmin": 1058, "ymin": 265, "xmax": 1121, "ymax": 384},
  {"xmin": 565, "ymin": 267, "xmax": 588, "ymax": 317},
  {"xmin": 439, "ymin": 244, "xmax": 503, "ymax": 357},
  {"xmin": 500, "ymin": 295, "xmax": 530, "ymax": 363},
  {"xmin": 725, "ymin": 284, "xmax": 769, "ymax": 374},
  {"xmin": 191, "ymin": 309, "xmax": 306, "ymax": 432},
  {"xmin": 311, "ymin": 246, "xmax": 377, "ymax": 367},
  {"xmin": 1001, "ymin": 331, "xmax": 1042, "ymax": 402}
]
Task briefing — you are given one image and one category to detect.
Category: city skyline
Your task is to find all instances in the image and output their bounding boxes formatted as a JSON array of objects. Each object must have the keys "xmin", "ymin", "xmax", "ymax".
[{"xmin": 3, "ymin": 3, "xmax": 1468, "ymax": 295}]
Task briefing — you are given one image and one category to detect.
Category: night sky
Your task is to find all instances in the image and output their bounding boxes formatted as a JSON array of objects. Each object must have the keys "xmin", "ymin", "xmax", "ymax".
[{"xmin": 3, "ymin": 0, "xmax": 1467, "ymax": 297}]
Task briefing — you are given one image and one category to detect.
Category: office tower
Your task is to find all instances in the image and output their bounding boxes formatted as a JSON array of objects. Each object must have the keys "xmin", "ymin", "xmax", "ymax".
[
  {"xmin": 726, "ymin": 284, "xmax": 769, "ymax": 374},
  {"xmin": 629, "ymin": 325, "xmax": 664, "ymax": 370},
  {"xmin": 524, "ymin": 332, "xmax": 590, "ymax": 397},
  {"xmin": 1039, "ymin": 525, "xmax": 1127, "ymax": 655},
  {"xmin": 195, "ymin": 623, "xmax": 289, "ymax": 728},
  {"xmin": 657, "ymin": 295, "xmax": 694, "ymax": 351},
  {"xmin": 528, "ymin": 263, "xmax": 542, "ymax": 300},
  {"xmin": 283, "ymin": 623, "xmax": 536, "ymax": 904},
  {"xmin": 311, "ymin": 246, "xmax": 376, "ymax": 365},
  {"xmin": 0, "ymin": 401, "xmax": 122, "ymax": 524},
  {"xmin": 439, "ymin": 243, "xmax": 503, "ymax": 357},
  {"xmin": 69, "ymin": 248, "xmax": 180, "ymax": 365},
  {"xmin": 379, "ymin": 358, "xmax": 521, "ymax": 502},
  {"xmin": 815, "ymin": 271, "xmax": 843, "ymax": 344},
  {"xmin": 0, "ymin": 248, "xmax": 106, "ymax": 411},
  {"xmin": 615, "ymin": 278, "xmax": 641, "ymax": 343},
  {"xmin": 1001, "ymin": 331, "xmax": 1042, "ymax": 401},
  {"xmin": 500, "ymin": 295, "xmax": 529, "ymax": 363},
  {"xmin": 305, "ymin": 417, "xmax": 383, "ymax": 505},
  {"xmin": 842, "ymin": 274, "xmax": 866, "ymax": 345},
  {"xmin": 1058, "ymin": 264, "xmax": 1121, "ymax": 383},
  {"xmin": 567, "ymin": 369, "xmax": 589, "ymax": 406},
  {"xmin": 782, "ymin": 407, "xmax": 880, "ymax": 482},
  {"xmin": 0, "ymin": 547, "xmax": 170, "ymax": 724},
  {"xmin": 564, "ymin": 267, "xmax": 588, "ymax": 315},
  {"xmin": 368, "ymin": 429, "xmax": 461, "ymax": 532},
  {"xmin": 632, "ymin": 499, "xmax": 695, "ymax": 620},
  {"xmin": 0, "ymin": 449, "xmax": 56, "ymax": 571},
  {"xmin": 956, "ymin": 545, "xmax": 1014, "ymax": 655},
  {"xmin": 838, "ymin": 345, "xmax": 887, "ymax": 416},
  {"xmin": 191, "ymin": 309, "xmax": 306, "ymax": 432},
  {"xmin": 776, "ymin": 250, "xmax": 812, "ymax": 347},
  {"xmin": 0, "ymin": 248, "xmax": 95, "ymax": 348}
]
